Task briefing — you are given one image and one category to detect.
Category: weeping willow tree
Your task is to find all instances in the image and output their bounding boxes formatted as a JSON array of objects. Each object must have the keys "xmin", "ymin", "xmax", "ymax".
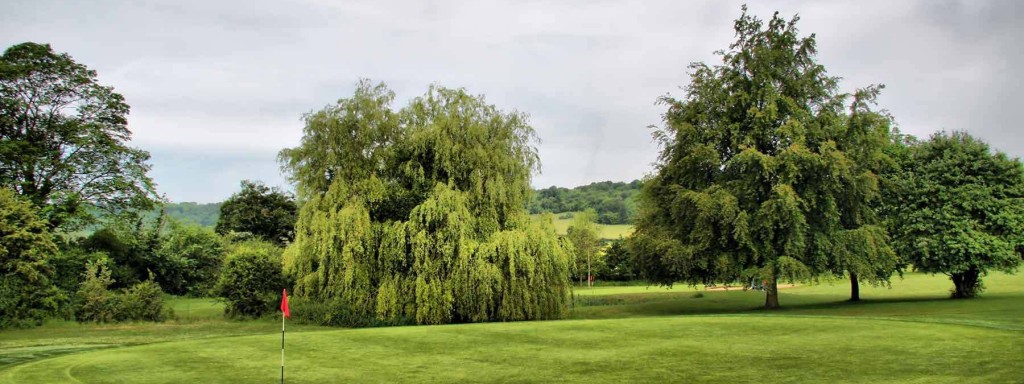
[
  {"xmin": 632, "ymin": 7, "xmax": 898, "ymax": 308},
  {"xmin": 279, "ymin": 80, "xmax": 570, "ymax": 325}
]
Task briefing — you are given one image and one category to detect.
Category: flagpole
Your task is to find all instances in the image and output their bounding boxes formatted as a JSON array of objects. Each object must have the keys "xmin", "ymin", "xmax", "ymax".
[{"xmin": 281, "ymin": 309, "xmax": 285, "ymax": 384}]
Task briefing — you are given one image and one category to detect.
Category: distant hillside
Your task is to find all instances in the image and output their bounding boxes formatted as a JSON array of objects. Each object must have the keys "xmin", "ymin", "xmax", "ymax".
[
  {"xmin": 153, "ymin": 180, "xmax": 641, "ymax": 229},
  {"xmin": 529, "ymin": 180, "xmax": 641, "ymax": 225},
  {"xmin": 151, "ymin": 202, "xmax": 221, "ymax": 227}
]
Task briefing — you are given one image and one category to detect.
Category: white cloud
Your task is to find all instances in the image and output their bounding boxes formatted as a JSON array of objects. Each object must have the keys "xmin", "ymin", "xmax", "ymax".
[{"xmin": 3, "ymin": 0, "xmax": 1021, "ymax": 202}]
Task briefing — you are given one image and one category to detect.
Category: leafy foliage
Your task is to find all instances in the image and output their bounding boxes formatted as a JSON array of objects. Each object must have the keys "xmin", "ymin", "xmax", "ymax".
[
  {"xmin": 0, "ymin": 42, "xmax": 157, "ymax": 231},
  {"xmin": 633, "ymin": 7, "xmax": 898, "ymax": 308},
  {"xmin": 153, "ymin": 222, "xmax": 225, "ymax": 296},
  {"xmin": 0, "ymin": 188, "xmax": 62, "ymax": 327},
  {"xmin": 600, "ymin": 237, "xmax": 638, "ymax": 281},
  {"xmin": 530, "ymin": 180, "xmax": 642, "ymax": 224},
  {"xmin": 886, "ymin": 132, "xmax": 1024, "ymax": 298},
  {"xmin": 215, "ymin": 240, "xmax": 287, "ymax": 318},
  {"xmin": 281, "ymin": 80, "xmax": 571, "ymax": 326},
  {"xmin": 155, "ymin": 202, "xmax": 221, "ymax": 227},
  {"xmin": 79, "ymin": 218, "xmax": 161, "ymax": 289},
  {"xmin": 566, "ymin": 209, "xmax": 600, "ymax": 286},
  {"xmin": 74, "ymin": 260, "xmax": 167, "ymax": 323},
  {"xmin": 215, "ymin": 180, "xmax": 296, "ymax": 245}
]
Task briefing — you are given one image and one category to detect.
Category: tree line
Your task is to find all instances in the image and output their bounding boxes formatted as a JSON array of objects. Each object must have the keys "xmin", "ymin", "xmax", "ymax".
[
  {"xmin": 0, "ymin": 41, "xmax": 300, "ymax": 327},
  {"xmin": 159, "ymin": 181, "xmax": 641, "ymax": 228},
  {"xmin": 2, "ymin": 6, "xmax": 1022, "ymax": 329},
  {"xmin": 529, "ymin": 180, "xmax": 641, "ymax": 224}
]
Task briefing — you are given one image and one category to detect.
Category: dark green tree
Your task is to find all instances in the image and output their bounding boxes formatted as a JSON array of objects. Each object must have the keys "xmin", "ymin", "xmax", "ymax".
[
  {"xmin": 215, "ymin": 180, "xmax": 297, "ymax": 245},
  {"xmin": 0, "ymin": 188, "xmax": 62, "ymax": 327},
  {"xmin": 0, "ymin": 42, "xmax": 158, "ymax": 230},
  {"xmin": 632, "ymin": 7, "xmax": 898, "ymax": 308},
  {"xmin": 602, "ymin": 237, "xmax": 637, "ymax": 281},
  {"xmin": 281, "ymin": 80, "xmax": 571, "ymax": 325},
  {"xmin": 888, "ymin": 132, "xmax": 1024, "ymax": 298},
  {"xmin": 79, "ymin": 215, "xmax": 162, "ymax": 289}
]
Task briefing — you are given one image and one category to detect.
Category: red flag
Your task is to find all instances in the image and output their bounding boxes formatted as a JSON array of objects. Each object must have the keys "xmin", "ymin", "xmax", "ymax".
[{"xmin": 281, "ymin": 289, "xmax": 290, "ymax": 319}]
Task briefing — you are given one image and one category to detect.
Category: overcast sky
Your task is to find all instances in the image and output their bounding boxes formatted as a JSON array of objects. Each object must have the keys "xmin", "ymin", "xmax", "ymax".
[{"xmin": 3, "ymin": 0, "xmax": 1021, "ymax": 203}]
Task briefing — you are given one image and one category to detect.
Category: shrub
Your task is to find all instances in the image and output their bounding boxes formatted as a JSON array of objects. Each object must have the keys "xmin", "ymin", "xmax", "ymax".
[
  {"xmin": 75, "ymin": 261, "xmax": 168, "ymax": 323},
  {"xmin": 215, "ymin": 241, "xmax": 286, "ymax": 318},
  {"xmin": 154, "ymin": 222, "xmax": 225, "ymax": 296},
  {"xmin": 119, "ymin": 279, "xmax": 168, "ymax": 322},
  {"xmin": 75, "ymin": 261, "xmax": 117, "ymax": 323}
]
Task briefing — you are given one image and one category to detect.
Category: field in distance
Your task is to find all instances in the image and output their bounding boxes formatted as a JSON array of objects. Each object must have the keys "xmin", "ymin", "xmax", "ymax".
[{"xmin": 531, "ymin": 212, "xmax": 633, "ymax": 240}]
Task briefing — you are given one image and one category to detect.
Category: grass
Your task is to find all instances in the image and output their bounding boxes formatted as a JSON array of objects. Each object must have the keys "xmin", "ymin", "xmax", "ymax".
[
  {"xmin": 532, "ymin": 212, "xmax": 633, "ymax": 240},
  {"xmin": 1, "ymin": 272, "xmax": 1022, "ymax": 383}
]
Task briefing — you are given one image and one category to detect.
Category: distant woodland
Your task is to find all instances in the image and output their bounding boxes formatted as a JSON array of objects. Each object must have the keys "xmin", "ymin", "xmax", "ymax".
[{"xmin": 161, "ymin": 181, "xmax": 640, "ymax": 228}]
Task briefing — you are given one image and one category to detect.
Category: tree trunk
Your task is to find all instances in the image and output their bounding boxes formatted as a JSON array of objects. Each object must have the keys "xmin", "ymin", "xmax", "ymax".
[
  {"xmin": 849, "ymin": 272, "xmax": 860, "ymax": 302},
  {"xmin": 764, "ymin": 276, "xmax": 780, "ymax": 309},
  {"xmin": 951, "ymin": 266, "xmax": 981, "ymax": 299}
]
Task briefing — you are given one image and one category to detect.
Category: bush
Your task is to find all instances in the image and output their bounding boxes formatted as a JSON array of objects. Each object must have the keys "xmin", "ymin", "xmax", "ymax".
[
  {"xmin": 75, "ymin": 261, "xmax": 168, "ymax": 323},
  {"xmin": 154, "ymin": 222, "xmax": 225, "ymax": 296},
  {"xmin": 215, "ymin": 241, "xmax": 286, "ymax": 318},
  {"xmin": 119, "ymin": 279, "xmax": 168, "ymax": 322},
  {"xmin": 75, "ymin": 261, "xmax": 117, "ymax": 323}
]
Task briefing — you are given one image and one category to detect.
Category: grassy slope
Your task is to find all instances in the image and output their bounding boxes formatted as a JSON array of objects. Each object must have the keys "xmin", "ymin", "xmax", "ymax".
[
  {"xmin": 2, "ymin": 272, "xmax": 1022, "ymax": 383},
  {"xmin": 532, "ymin": 213, "xmax": 633, "ymax": 240}
]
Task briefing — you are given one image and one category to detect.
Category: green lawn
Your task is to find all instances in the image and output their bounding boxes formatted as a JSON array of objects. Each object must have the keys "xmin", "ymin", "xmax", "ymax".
[{"xmin": 2, "ymin": 272, "xmax": 1022, "ymax": 383}]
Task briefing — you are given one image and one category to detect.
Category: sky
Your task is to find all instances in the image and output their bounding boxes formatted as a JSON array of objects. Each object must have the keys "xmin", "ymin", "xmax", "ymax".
[{"xmin": 2, "ymin": 0, "xmax": 1021, "ymax": 203}]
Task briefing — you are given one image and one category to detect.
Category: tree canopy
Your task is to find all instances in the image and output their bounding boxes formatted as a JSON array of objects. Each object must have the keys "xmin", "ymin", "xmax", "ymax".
[
  {"xmin": 0, "ymin": 42, "xmax": 157, "ymax": 230},
  {"xmin": 632, "ymin": 7, "xmax": 898, "ymax": 308},
  {"xmin": 280, "ymin": 80, "xmax": 570, "ymax": 325},
  {"xmin": 215, "ymin": 180, "xmax": 297, "ymax": 246},
  {"xmin": 886, "ymin": 132, "xmax": 1024, "ymax": 298}
]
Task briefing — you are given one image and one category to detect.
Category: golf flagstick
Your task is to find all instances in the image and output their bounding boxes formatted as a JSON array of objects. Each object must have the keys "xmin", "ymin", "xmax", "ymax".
[
  {"xmin": 281, "ymin": 309, "xmax": 285, "ymax": 384},
  {"xmin": 281, "ymin": 289, "xmax": 290, "ymax": 384}
]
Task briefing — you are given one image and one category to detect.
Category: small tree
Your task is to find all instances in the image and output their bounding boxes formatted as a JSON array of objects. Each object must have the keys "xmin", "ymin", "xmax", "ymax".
[
  {"xmin": 602, "ymin": 237, "xmax": 637, "ymax": 281},
  {"xmin": 74, "ymin": 260, "xmax": 117, "ymax": 323},
  {"xmin": 216, "ymin": 180, "xmax": 297, "ymax": 246},
  {"xmin": 75, "ymin": 260, "xmax": 166, "ymax": 323},
  {"xmin": 0, "ymin": 188, "xmax": 61, "ymax": 327},
  {"xmin": 567, "ymin": 209, "xmax": 600, "ymax": 287},
  {"xmin": 154, "ymin": 222, "xmax": 225, "ymax": 296},
  {"xmin": 215, "ymin": 240, "xmax": 286, "ymax": 318},
  {"xmin": 888, "ymin": 132, "xmax": 1024, "ymax": 298}
]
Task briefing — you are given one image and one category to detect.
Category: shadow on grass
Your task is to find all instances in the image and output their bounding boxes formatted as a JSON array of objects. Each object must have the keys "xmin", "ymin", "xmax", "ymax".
[{"xmin": 0, "ymin": 345, "xmax": 118, "ymax": 370}]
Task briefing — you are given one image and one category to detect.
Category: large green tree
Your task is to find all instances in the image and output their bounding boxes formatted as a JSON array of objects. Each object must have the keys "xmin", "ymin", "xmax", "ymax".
[
  {"xmin": 0, "ymin": 42, "xmax": 157, "ymax": 230},
  {"xmin": 887, "ymin": 132, "xmax": 1024, "ymax": 298},
  {"xmin": 632, "ymin": 8, "xmax": 898, "ymax": 308},
  {"xmin": 216, "ymin": 180, "xmax": 297, "ymax": 246},
  {"xmin": 280, "ymin": 80, "xmax": 571, "ymax": 325}
]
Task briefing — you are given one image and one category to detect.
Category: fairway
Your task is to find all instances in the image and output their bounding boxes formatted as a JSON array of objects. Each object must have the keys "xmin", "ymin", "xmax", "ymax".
[
  {"xmin": 2, "ymin": 272, "xmax": 1023, "ymax": 383},
  {"xmin": 3, "ymin": 316, "xmax": 1020, "ymax": 383}
]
